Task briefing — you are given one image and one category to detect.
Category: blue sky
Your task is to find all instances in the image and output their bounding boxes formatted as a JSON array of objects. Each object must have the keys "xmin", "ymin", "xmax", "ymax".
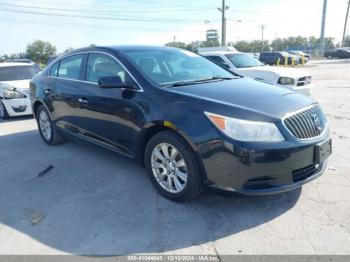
[{"xmin": 0, "ymin": 0, "xmax": 348, "ymax": 55}]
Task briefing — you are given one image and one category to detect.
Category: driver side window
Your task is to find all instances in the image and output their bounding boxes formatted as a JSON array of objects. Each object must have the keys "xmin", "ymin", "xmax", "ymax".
[{"xmin": 86, "ymin": 53, "xmax": 133, "ymax": 84}]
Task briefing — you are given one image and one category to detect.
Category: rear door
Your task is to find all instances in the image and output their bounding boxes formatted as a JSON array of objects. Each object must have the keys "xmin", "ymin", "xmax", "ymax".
[{"xmin": 51, "ymin": 53, "xmax": 88, "ymax": 132}]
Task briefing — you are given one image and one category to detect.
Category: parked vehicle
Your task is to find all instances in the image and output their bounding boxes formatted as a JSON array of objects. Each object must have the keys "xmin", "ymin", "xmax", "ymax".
[
  {"xmin": 0, "ymin": 62, "xmax": 40, "ymax": 119},
  {"xmin": 198, "ymin": 46, "xmax": 237, "ymax": 53},
  {"xmin": 290, "ymin": 53, "xmax": 309, "ymax": 64},
  {"xmin": 259, "ymin": 52, "xmax": 298, "ymax": 65},
  {"xmin": 324, "ymin": 48, "xmax": 350, "ymax": 59},
  {"xmin": 290, "ymin": 51, "xmax": 311, "ymax": 60},
  {"xmin": 201, "ymin": 51, "xmax": 312, "ymax": 95},
  {"xmin": 30, "ymin": 46, "xmax": 331, "ymax": 202},
  {"xmin": 5, "ymin": 58, "xmax": 35, "ymax": 64}
]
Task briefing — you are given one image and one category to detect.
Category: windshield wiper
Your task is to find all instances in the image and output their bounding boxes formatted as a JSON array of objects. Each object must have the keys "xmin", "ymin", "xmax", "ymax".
[
  {"xmin": 166, "ymin": 80, "xmax": 198, "ymax": 87},
  {"xmin": 195, "ymin": 76, "xmax": 236, "ymax": 82},
  {"xmin": 165, "ymin": 76, "xmax": 237, "ymax": 88}
]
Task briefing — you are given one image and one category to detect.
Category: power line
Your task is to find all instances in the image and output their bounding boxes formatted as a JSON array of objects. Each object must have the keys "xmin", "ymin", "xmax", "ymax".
[
  {"xmin": 0, "ymin": 2, "xmax": 217, "ymax": 14},
  {"xmin": 0, "ymin": 0, "xmax": 215, "ymax": 9},
  {"xmin": 0, "ymin": 17, "xmax": 176, "ymax": 32},
  {"xmin": 0, "ymin": 8, "xmax": 205, "ymax": 24}
]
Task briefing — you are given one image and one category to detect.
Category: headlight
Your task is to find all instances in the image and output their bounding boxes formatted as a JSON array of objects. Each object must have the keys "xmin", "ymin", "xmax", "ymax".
[
  {"xmin": 3, "ymin": 89, "xmax": 26, "ymax": 99},
  {"xmin": 278, "ymin": 77, "xmax": 295, "ymax": 85},
  {"xmin": 205, "ymin": 112, "xmax": 284, "ymax": 142}
]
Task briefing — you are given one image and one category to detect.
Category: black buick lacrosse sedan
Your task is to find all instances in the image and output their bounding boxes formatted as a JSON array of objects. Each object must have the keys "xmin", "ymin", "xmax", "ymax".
[{"xmin": 30, "ymin": 46, "xmax": 331, "ymax": 201}]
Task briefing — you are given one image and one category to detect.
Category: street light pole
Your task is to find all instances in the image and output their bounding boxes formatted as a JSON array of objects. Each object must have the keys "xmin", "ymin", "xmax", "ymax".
[
  {"xmin": 221, "ymin": 0, "xmax": 226, "ymax": 46},
  {"xmin": 342, "ymin": 1, "xmax": 350, "ymax": 46},
  {"xmin": 260, "ymin": 24, "xmax": 265, "ymax": 52},
  {"xmin": 320, "ymin": 0, "xmax": 328, "ymax": 54},
  {"xmin": 218, "ymin": 0, "xmax": 229, "ymax": 46}
]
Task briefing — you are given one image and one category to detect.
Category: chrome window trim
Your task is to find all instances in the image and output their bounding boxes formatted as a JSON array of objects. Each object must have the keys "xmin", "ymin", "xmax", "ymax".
[
  {"xmin": 47, "ymin": 50, "xmax": 144, "ymax": 92},
  {"xmin": 281, "ymin": 104, "xmax": 329, "ymax": 141}
]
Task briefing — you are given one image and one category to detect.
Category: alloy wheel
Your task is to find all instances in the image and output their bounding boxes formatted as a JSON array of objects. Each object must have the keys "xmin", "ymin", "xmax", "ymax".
[
  {"xmin": 0, "ymin": 102, "xmax": 4, "ymax": 118},
  {"xmin": 39, "ymin": 110, "xmax": 52, "ymax": 141},
  {"xmin": 151, "ymin": 142, "xmax": 188, "ymax": 193}
]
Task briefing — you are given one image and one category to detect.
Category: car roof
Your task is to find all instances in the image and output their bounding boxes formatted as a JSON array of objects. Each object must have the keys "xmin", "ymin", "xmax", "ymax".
[
  {"xmin": 200, "ymin": 51, "xmax": 241, "ymax": 55},
  {"xmin": 65, "ymin": 45, "xmax": 179, "ymax": 56},
  {"xmin": 0, "ymin": 62, "xmax": 35, "ymax": 67}
]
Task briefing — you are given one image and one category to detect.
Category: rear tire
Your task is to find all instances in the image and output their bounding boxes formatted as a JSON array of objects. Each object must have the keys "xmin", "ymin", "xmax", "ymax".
[
  {"xmin": 36, "ymin": 104, "xmax": 64, "ymax": 145},
  {"xmin": 145, "ymin": 131, "xmax": 202, "ymax": 202},
  {"xmin": 0, "ymin": 100, "xmax": 9, "ymax": 120}
]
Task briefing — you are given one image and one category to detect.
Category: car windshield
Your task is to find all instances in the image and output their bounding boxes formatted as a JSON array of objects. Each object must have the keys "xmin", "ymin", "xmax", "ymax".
[
  {"xmin": 225, "ymin": 53, "xmax": 264, "ymax": 68},
  {"xmin": 124, "ymin": 49, "xmax": 236, "ymax": 87},
  {"xmin": 0, "ymin": 65, "xmax": 40, "ymax": 81}
]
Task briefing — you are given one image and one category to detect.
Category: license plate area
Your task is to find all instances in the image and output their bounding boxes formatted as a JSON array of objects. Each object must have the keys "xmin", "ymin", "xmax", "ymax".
[{"xmin": 314, "ymin": 139, "xmax": 332, "ymax": 164}]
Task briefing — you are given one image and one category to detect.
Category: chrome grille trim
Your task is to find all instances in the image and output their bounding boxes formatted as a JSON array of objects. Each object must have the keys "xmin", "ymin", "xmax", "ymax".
[{"xmin": 283, "ymin": 106, "xmax": 327, "ymax": 140}]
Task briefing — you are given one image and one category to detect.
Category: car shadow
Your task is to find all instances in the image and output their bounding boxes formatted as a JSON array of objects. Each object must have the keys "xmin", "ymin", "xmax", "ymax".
[
  {"xmin": 0, "ymin": 115, "xmax": 33, "ymax": 123},
  {"xmin": 0, "ymin": 130, "xmax": 301, "ymax": 255}
]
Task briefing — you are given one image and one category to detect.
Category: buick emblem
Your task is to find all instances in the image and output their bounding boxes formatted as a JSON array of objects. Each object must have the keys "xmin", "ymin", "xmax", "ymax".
[{"xmin": 313, "ymin": 113, "xmax": 322, "ymax": 131}]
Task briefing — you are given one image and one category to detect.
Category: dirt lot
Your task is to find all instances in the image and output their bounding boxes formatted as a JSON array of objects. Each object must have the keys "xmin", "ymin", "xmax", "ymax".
[{"xmin": 0, "ymin": 59, "xmax": 349, "ymax": 255}]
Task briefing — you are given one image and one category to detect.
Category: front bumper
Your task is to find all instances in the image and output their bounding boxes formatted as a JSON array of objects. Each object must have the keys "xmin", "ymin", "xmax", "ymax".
[
  {"xmin": 210, "ymin": 161, "xmax": 327, "ymax": 195},
  {"xmin": 198, "ymin": 134, "xmax": 331, "ymax": 195},
  {"xmin": 276, "ymin": 83, "xmax": 313, "ymax": 96},
  {"xmin": 1, "ymin": 97, "xmax": 32, "ymax": 117}
]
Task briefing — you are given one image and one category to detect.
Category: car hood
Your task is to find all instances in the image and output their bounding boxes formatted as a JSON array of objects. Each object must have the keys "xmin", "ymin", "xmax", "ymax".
[
  {"xmin": 169, "ymin": 77, "xmax": 317, "ymax": 119},
  {"xmin": 237, "ymin": 65, "xmax": 310, "ymax": 78},
  {"xmin": 0, "ymin": 79, "xmax": 31, "ymax": 93}
]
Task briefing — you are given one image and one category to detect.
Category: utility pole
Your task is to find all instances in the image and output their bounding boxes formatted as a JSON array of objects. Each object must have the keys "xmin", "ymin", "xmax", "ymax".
[
  {"xmin": 260, "ymin": 24, "xmax": 265, "ymax": 52},
  {"xmin": 274, "ymin": 32, "xmax": 277, "ymax": 52},
  {"xmin": 218, "ymin": 0, "xmax": 229, "ymax": 47},
  {"xmin": 342, "ymin": 1, "xmax": 350, "ymax": 46},
  {"xmin": 320, "ymin": 0, "xmax": 328, "ymax": 54},
  {"xmin": 221, "ymin": 0, "xmax": 225, "ymax": 46}
]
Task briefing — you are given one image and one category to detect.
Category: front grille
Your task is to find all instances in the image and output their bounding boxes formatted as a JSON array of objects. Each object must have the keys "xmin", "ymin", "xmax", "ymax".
[
  {"xmin": 292, "ymin": 164, "xmax": 318, "ymax": 182},
  {"xmin": 284, "ymin": 106, "xmax": 326, "ymax": 139},
  {"xmin": 297, "ymin": 76, "xmax": 312, "ymax": 86}
]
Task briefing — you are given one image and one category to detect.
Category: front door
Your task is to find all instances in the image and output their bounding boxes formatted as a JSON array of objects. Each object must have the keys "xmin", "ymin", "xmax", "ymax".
[{"xmin": 72, "ymin": 52, "xmax": 146, "ymax": 157}]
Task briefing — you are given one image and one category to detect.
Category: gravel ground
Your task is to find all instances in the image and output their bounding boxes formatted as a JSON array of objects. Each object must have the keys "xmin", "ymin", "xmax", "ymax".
[{"xmin": 0, "ymin": 59, "xmax": 349, "ymax": 255}]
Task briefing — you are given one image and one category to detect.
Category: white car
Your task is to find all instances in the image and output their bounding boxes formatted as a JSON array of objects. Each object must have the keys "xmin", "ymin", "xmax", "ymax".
[
  {"xmin": 0, "ymin": 62, "xmax": 40, "ymax": 119},
  {"xmin": 200, "ymin": 51, "xmax": 313, "ymax": 95}
]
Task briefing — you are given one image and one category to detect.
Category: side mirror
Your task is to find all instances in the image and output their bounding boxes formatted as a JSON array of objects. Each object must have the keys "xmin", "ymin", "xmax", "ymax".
[{"xmin": 98, "ymin": 76, "xmax": 137, "ymax": 90}]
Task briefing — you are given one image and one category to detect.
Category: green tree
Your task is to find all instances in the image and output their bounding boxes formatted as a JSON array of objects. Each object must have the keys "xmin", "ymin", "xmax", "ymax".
[
  {"xmin": 26, "ymin": 40, "xmax": 57, "ymax": 64},
  {"xmin": 165, "ymin": 41, "xmax": 188, "ymax": 49},
  {"xmin": 324, "ymin": 37, "xmax": 335, "ymax": 50},
  {"xmin": 64, "ymin": 47, "xmax": 74, "ymax": 53},
  {"xmin": 229, "ymin": 40, "xmax": 250, "ymax": 52},
  {"xmin": 344, "ymin": 36, "xmax": 350, "ymax": 47},
  {"xmin": 200, "ymin": 40, "xmax": 220, "ymax": 48}
]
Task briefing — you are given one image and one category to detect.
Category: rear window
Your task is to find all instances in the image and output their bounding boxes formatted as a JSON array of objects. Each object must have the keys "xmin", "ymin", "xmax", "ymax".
[
  {"xmin": 58, "ymin": 54, "xmax": 84, "ymax": 80},
  {"xmin": 49, "ymin": 61, "xmax": 59, "ymax": 77},
  {"xmin": 0, "ymin": 65, "xmax": 40, "ymax": 81}
]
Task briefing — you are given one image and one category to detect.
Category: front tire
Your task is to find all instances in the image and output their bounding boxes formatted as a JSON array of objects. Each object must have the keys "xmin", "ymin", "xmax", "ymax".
[
  {"xmin": 0, "ymin": 100, "xmax": 9, "ymax": 120},
  {"xmin": 36, "ymin": 105, "xmax": 64, "ymax": 145},
  {"xmin": 145, "ymin": 131, "xmax": 202, "ymax": 202}
]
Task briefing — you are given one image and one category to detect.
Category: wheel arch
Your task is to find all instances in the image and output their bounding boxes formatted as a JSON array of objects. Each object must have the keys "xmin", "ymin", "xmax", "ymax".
[
  {"xmin": 137, "ymin": 122, "xmax": 208, "ymax": 183},
  {"xmin": 33, "ymin": 100, "xmax": 53, "ymax": 120}
]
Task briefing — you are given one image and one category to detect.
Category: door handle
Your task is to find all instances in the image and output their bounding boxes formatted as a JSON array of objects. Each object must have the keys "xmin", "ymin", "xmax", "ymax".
[
  {"xmin": 78, "ymin": 98, "xmax": 88, "ymax": 104},
  {"xmin": 44, "ymin": 88, "xmax": 53, "ymax": 95}
]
